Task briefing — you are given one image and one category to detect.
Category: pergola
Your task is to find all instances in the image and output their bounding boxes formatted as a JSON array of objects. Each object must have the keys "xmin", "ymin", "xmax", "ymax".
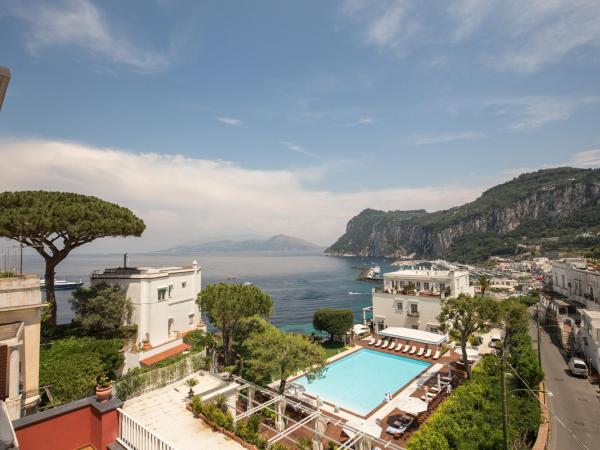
[
  {"xmin": 231, "ymin": 376, "xmax": 405, "ymax": 450},
  {"xmin": 378, "ymin": 327, "xmax": 447, "ymax": 349}
]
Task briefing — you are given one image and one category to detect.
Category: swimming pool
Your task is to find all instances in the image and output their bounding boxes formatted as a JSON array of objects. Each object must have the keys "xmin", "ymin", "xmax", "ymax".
[{"xmin": 294, "ymin": 348, "xmax": 431, "ymax": 416}]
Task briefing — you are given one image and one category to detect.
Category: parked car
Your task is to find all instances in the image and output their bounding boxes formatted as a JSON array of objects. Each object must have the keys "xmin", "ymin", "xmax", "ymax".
[{"xmin": 568, "ymin": 357, "xmax": 589, "ymax": 378}]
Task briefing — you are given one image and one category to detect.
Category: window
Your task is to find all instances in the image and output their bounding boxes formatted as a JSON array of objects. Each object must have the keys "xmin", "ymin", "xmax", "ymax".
[
  {"xmin": 430, "ymin": 327, "xmax": 439, "ymax": 334},
  {"xmin": 399, "ymin": 280, "xmax": 405, "ymax": 287},
  {"xmin": 439, "ymin": 283, "xmax": 445, "ymax": 291},
  {"xmin": 424, "ymin": 282, "xmax": 430, "ymax": 290},
  {"xmin": 412, "ymin": 325, "xmax": 419, "ymax": 330},
  {"xmin": 158, "ymin": 288, "xmax": 167, "ymax": 301},
  {"xmin": 395, "ymin": 301, "xmax": 403, "ymax": 312},
  {"xmin": 416, "ymin": 281, "xmax": 421, "ymax": 288},
  {"xmin": 182, "ymin": 281, "xmax": 187, "ymax": 288},
  {"xmin": 188, "ymin": 313, "xmax": 194, "ymax": 325},
  {"xmin": 410, "ymin": 303, "xmax": 418, "ymax": 315},
  {"xmin": 168, "ymin": 284, "xmax": 173, "ymax": 298}
]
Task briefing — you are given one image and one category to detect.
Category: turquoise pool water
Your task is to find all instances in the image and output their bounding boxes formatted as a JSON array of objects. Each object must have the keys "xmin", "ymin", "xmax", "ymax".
[{"xmin": 294, "ymin": 348, "xmax": 431, "ymax": 416}]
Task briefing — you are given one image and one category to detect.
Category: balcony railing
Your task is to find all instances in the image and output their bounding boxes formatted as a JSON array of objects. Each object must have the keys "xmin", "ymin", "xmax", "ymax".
[
  {"xmin": 373, "ymin": 287, "xmax": 442, "ymax": 298},
  {"xmin": 117, "ymin": 408, "xmax": 180, "ymax": 450},
  {"xmin": 407, "ymin": 311, "xmax": 420, "ymax": 317}
]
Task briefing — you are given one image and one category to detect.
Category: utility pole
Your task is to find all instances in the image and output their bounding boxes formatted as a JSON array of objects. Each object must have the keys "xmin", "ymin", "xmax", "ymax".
[
  {"xmin": 536, "ymin": 302, "xmax": 542, "ymax": 367},
  {"xmin": 500, "ymin": 345, "xmax": 510, "ymax": 450}
]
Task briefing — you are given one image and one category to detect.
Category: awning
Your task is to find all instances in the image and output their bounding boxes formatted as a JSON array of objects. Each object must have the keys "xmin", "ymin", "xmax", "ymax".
[
  {"xmin": 140, "ymin": 343, "xmax": 190, "ymax": 366},
  {"xmin": 379, "ymin": 327, "xmax": 446, "ymax": 346}
]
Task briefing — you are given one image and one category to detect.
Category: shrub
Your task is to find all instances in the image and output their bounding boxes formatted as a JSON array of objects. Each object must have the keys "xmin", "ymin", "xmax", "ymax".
[{"xmin": 40, "ymin": 338, "xmax": 124, "ymax": 405}]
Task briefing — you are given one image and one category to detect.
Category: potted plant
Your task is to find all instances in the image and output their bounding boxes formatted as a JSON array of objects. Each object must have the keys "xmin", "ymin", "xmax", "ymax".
[
  {"xmin": 96, "ymin": 375, "xmax": 113, "ymax": 403},
  {"xmin": 185, "ymin": 378, "xmax": 198, "ymax": 398},
  {"xmin": 142, "ymin": 337, "xmax": 152, "ymax": 351}
]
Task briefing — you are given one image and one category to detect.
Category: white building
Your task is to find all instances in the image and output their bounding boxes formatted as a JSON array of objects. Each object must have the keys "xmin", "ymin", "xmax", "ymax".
[
  {"xmin": 370, "ymin": 269, "xmax": 474, "ymax": 334},
  {"xmin": 577, "ymin": 310, "xmax": 600, "ymax": 374},
  {"xmin": 91, "ymin": 261, "xmax": 205, "ymax": 370},
  {"xmin": 549, "ymin": 258, "xmax": 600, "ymax": 310},
  {"xmin": 0, "ymin": 275, "xmax": 44, "ymax": 419}
]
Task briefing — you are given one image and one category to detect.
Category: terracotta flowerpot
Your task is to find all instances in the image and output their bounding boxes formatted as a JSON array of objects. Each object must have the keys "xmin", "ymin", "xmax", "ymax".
[
  {"xmin": 142, "ymin": 342, "xmax": 152, "ymax": 351},
  {"xmin": 96, "ymin": 385, "xmax": 112, "ymax": 403}
]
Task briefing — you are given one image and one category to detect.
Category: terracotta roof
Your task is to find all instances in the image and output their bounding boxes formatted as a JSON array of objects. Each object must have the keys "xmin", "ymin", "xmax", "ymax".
[{"xmin": 139, "ymin": 343, "xmax": 190, "ymax": 366}]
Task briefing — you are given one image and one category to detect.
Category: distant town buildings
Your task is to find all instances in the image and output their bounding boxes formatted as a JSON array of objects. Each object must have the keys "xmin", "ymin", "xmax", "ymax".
[
  {"xmin": 369, "ymin": 269, "xmax": 474, "ymax": 334},
  {"xmin": 0, "ymin": 275, "xmax": 44, "ymax": 419},
  {"xmin": 91, "ymin": 260, "xmax": 205, "ymax": 371},
  {"xmin": 549, "ymin": 258, "xmax": 600, "ymax": 310}
]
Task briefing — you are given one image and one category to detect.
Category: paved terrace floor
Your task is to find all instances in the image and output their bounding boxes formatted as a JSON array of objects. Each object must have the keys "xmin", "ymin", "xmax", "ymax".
[{"xmin": 123, "ymin": 372, "xmax": 244, "ymax": 450}]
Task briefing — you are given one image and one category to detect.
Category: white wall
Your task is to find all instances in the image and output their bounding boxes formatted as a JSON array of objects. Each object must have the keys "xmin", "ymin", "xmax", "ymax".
[{"xmin": 372, "ymin": 292, "xmax": 443, "ymax": 334}]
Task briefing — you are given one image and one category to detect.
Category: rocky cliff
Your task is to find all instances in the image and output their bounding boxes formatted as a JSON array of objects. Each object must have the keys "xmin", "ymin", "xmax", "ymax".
[{"xmin": 325, "ymin": 168, "xmax": 600, "ymax": 260}]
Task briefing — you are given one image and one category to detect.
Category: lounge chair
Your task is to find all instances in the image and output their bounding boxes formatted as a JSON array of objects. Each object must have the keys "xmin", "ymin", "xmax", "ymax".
[
  {"xmin": 424, "ymin": 349, "xmax": 432, "ymax": 358},
  {"xmin": 420, "ymin": 393, "xmax": 436, "ymax": 401},
  {"xmin": 367, "ymin": 337, "xmax": 376, "ymax": 345},
  {"xmin": 409, "ymin": 346, "xmax": 417, "ymax": 354},
  {"xmin": 402, "ymin": 344, "xmax": 409, "ymax": 352},
  {"xmin": 441, "ymin": 375, "xmax": 452, "ymax": 382},
  {"xmin": 386, "ymin": 425, "xmax": 406, "ymax": 437},
  {"xmin": 381, "ymin": 340, "xmax": 389, "ymax": 349},
  {"xmin": 395, "ymin": 344, "xmax": 403, "ymax": 352},
  {"xmin": 388, "ymin": 343, "xmax": 396, "ymax": 351},
  {"xmin": 374, "ymin": 339, "xmax": 382, "ymax": 347},
  {"xmin": 393, "ymin": 416, "xmax": 414, "ymax": 429},
  {"xmin": 416, "ymin": 347, "xmax": 424, "ymax": 357},
  {"xmin": 433, "ymin": 350, "xmax": 440, "ymax": 360}
]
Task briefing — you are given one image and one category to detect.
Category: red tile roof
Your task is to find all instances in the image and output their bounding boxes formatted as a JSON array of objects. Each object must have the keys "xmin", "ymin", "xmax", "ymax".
[{"xmin": 139, "ymin": 343, "xmax": 190, "ymax": 366}]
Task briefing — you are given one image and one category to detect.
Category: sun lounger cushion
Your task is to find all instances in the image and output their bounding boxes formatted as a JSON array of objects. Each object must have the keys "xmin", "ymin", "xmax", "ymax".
[
  {"xmin": 409, "ymin": 346, "xmax": 417, "ymax": 354},
  {"xmin": 386, "ymin": 426, "xmax": 406, "ymax": 436},
  {"xmin": 424, "ymin": 349, "xmax": 432, "ymax": 358},
  {"xmin": 389, "ymin": 343, "xmax": 396, "ymax": 351},
  {"xmin": 402, "ymin": 345, "xmax": 409, "ymax": 352},
  {"xmin": 375, "ymin": 340, "xmax": 382, "ymax": 347},
  {"xmin": 433, "ymin": 350, "xmax": 440, "ymax": 359},
  {"xmin": 381, "ymin": 341, "xmax": 389, "ymax": 349},
  {"xmin": 368, "ymin": 338, "xmax": 376, "ymax": 345},
  {"xmin": 417, "ymin": 348, "xmax": 424, "ymax": 356}
]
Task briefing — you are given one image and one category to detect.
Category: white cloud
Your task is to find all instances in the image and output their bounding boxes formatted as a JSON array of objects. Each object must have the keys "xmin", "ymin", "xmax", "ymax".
[
  {"xmin": 489, "ymin": 96, "xmax": 600, "ymax": 130},
  {"xmin": 340, "ymin": 0, "xmax": 600, "ymax": 74},
  {"xmin": 344, "ymin": 117, "xmax": 374, "ymax": 127},
  {"xmin": 279, "ymin": 141, "xmax": 318, "ymax": 158},
  {"xmin": 2, "ymin": 0, "xmax": 173, "ymax": 73},
  {"xmin": 0, "ymin": 138, "xmax": 482, "ymax": 251},
  {"xmin": 216, "ymin": 117, "xmax": 242, "ymax": 126},
  {"xmin": 567, "ymin": 149, "xmax": 600, "ymax": 168},
  {"xmin": 402, "ymin": 131, "xmax": 485, "ymax": 146}
]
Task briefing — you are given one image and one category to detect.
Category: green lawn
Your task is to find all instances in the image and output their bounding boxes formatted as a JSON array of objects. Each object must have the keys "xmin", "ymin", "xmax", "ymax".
[{"xmin": 321, "ymin": 340, "xmax": 347, "ymax": 359}]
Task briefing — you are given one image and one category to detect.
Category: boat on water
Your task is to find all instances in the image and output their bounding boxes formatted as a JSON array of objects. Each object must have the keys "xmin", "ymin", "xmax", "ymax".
[
  {"xmin": 40, "ymin": 279, "xmax": 84, "ymax": 290},
  {"xmin": 366, "ymin": 264, "xmax": 381, "ymax": 280}
]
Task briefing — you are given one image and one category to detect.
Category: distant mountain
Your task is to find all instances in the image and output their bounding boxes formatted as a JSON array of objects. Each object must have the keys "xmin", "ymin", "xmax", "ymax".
[
  {"xmin": 325, "ymin": 167, "xmax": 600, "ymax": 262},
  {"xmin": 160, "ymin": 234, "xmax": 323, "ymax": 253}
]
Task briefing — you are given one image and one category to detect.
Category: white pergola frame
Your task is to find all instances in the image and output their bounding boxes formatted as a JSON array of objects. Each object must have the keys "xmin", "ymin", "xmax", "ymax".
[{"xmin": 231, "ymin": 376, "xmax": 405, "ymax": 450}]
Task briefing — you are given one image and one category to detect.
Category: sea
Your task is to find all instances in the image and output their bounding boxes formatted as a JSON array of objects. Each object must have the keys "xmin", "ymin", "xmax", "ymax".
[{"xmin": 20, "ymin": 252, "xmax": 403, "ymax": 333}]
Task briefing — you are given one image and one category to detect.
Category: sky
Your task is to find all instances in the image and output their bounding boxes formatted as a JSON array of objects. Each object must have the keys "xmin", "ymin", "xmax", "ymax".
[{"xmin": 1, "ymin": 0, "xmax": 600, "ymax": 252}]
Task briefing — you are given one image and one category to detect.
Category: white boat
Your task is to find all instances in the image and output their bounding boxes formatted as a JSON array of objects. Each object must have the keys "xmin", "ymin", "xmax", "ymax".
[
  {"xmin": 366, "ymin": 264, "xmax": 381, "ymax": 279},
  {"xmin": 40, "ymin": 279, "xmax": 84, "ymax": 290}
]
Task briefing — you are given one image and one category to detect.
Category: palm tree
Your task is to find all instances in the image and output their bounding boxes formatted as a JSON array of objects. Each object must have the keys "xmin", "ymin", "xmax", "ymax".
[{"xmin": 475, "ymin": 275, "xmax": 492, "ymax": 297}]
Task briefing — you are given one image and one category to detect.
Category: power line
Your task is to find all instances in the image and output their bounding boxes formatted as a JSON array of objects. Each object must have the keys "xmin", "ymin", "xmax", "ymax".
[{"xmin": 505, "ymin": 361, "xmax": 589, "ymax": 450}]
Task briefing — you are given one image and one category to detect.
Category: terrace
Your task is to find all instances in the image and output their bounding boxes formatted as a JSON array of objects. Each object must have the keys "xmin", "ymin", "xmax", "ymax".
[{"xmin": 373, "ymin": 287, "xmax": 442, "ymax": 298}]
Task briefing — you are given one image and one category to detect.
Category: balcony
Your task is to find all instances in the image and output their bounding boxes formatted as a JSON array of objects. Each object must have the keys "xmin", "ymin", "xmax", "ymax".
[
  {"xmin": 373, "ymin": 287, "xmax": 442, "ymax": 298},
  {"xmin": 407, "ymin": 310, "xmax": 420, "ymax": 317}
]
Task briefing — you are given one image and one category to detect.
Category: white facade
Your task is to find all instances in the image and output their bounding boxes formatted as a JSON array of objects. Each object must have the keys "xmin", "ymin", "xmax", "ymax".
[
  {"xmin": 577, "ymin": 310, "xmax": 600, "ymax": 374},
  {"xmin": 91, "ymin": 262, "xmax": 203, "ymax": 348},
  {"xmin": 550, "ymin": 258, "xmax": 600, "ymax": 310},
  {"xmin": 371, "ymin": 269, "xmax": 474, "ymax": 334}
]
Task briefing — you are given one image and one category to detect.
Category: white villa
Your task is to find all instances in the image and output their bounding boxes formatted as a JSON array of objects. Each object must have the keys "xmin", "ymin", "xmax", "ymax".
[
  {"xmin": 549, "ymin": 258, "xmax": 600, "ymax": 309},
  {"xmin": 91, "ymin": 260, "xmax": 205, "ymax": 371},
  {"xmin": 578, "ymin": 310, "xmax": 600, "ymax": 373},
  {"xmin": 368, "ymin": 268, "xmax": 474, "ymax": 334}
]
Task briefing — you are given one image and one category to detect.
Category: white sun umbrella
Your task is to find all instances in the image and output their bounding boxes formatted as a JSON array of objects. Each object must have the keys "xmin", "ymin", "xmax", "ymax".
[
  {"xmin": 344, "ymin": 419, "xmax": 382, "ymax": 439},
  {"xmin": 401, "ymin": 397, "xmax": 428, "ymax": 415},
  {"xmin": 437, "ymin": 373, "xmax": 441, "ymax": 390},
  {"xmin": 454, "ymin": 346, "xmax": 479, "ymax": 359}
]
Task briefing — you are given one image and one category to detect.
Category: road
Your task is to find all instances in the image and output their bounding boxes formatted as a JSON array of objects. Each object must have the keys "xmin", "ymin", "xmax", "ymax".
[{"xmin": 529, "ymin": 315, "xmax": 600, "ymax": 450}]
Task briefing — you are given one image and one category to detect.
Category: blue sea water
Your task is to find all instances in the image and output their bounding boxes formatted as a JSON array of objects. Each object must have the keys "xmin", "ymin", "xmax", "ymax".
[
  {"xmin": 294, "ymin": 348, "xmax": 431, "ymax": 415},
  {"xmin": 20, "ymin": 252, "xmax": 399, "ymax": 331}
]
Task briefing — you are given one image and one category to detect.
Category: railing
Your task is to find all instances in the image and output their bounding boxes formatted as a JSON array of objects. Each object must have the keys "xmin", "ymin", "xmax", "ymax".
[
  {"xmin": 117, "ymin": 408, "xmax": 180, "ymax": 450},
  {"xmin": 373, "ymin": 287, "xmax": 442, "ymax": 298},
  {"xmin": 114, "ymin": 352, "xmax": 206, "ymax": 401}
]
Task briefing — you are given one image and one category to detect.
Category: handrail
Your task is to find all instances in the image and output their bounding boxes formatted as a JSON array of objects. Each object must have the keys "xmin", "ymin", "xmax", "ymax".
[{"xmin": 117, "ymin": 408, "xmax": 180, "ymax": 450}]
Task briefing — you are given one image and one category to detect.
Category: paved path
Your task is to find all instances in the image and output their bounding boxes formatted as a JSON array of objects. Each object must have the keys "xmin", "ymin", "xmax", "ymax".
[{"xmin": 530, "ymin": 315, "xmax": 600, "ymax": 450}]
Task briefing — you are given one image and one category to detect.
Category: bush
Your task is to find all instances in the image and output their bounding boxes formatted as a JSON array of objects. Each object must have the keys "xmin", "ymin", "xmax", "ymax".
[
  {"xmin": 40, "ymin": 338, "xmax": 124, "ymax": 405},
  {"xmin": 313, "ymin": 308, "xmax": 354, "ymax": 339}
]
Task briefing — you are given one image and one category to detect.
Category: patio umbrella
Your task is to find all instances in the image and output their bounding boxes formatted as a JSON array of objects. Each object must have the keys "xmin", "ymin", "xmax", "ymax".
[
  {"xmin": 437, "ymin": 373, "xmax": 441, "ymax": 390},
  {"xmin": 424, "ymin": 386, "xmax": 429, "ymax": 403},
  {"xmin": 401, "ymin": 397, "xmax": 428, "ymax": 415},
  {"xmin": 344, "ymin": 419, "xmax": 382, "ymax": 440}
]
